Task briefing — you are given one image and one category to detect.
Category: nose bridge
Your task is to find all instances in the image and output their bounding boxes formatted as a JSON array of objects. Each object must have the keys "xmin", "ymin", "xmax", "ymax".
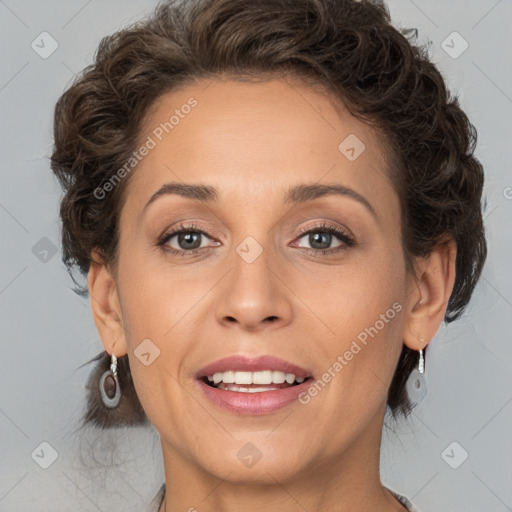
[{"xmin": 215, "ymin": 233, "xmax": 293, "ymax": 331}]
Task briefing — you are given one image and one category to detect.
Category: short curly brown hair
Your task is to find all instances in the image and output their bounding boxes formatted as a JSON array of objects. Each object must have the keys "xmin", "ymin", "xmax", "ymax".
[{"xmin": 51, "ymin": 0, "xmax": 487, "ymax": 427}]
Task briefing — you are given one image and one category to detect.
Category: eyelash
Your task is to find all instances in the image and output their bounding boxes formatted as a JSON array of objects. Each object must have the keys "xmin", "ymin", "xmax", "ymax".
[{"xmin": 156, "ymin": 221, "xmax": 355, "ymax": 257}]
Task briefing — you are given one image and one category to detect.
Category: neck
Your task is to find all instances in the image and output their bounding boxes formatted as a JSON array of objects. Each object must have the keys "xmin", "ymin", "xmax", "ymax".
[{"xmin": 157, "ymin": 404, "xmax": 406, "ymax": 511}]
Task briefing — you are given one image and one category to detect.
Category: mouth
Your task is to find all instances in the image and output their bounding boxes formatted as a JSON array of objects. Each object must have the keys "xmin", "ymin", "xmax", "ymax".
[
  {"xmin": 200, "ymin": 371, "xmax": 312, "ymax": 392},
  {"xmin": 195, "ymin": 355, "xmax": 315, "ymax": 415}
]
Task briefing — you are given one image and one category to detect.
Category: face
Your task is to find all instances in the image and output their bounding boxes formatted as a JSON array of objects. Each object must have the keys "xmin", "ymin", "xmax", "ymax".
[{"xmin": 104, "ymin": 77, "xmax": 416, "ymax": 485}]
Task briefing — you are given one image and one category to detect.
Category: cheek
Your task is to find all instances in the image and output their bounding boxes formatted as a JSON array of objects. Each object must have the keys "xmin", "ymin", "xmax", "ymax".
[
  {"xmin": 301, "ymin": 245, "xmax": 406, "ymax": 400},
  {"xmin": 295, "ymin": 240, "xmax": 405, "ymax": 345},
  {"xmin": 116, "ymin": 246, "xmax": 203, "ymax": 342}
]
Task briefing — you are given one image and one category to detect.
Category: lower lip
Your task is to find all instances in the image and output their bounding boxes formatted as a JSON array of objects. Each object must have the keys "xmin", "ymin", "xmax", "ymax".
[{"xmin": 196, "ymin": 378, "xmax": 313, "ymax": 415}]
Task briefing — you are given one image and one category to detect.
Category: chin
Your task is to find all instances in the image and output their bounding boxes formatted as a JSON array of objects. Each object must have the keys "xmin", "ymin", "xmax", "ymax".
[{"xmin": 187, "ymin": 438, "xmax": 313, "ymax": 485}]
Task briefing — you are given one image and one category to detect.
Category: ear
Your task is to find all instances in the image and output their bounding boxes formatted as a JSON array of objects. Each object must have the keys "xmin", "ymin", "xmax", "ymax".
[
  {"xmin": 88, "ymin": 249, "xmax": 128, "ymax": 357},
  {"xmin": 403, "ymin": 239, "xmax": 457, "ymax": 351}
]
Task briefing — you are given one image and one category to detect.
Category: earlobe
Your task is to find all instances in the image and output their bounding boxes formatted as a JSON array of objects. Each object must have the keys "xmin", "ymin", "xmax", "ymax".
[
  {"xmin": 88, "ymin": 250, "xmax": 128, "ymax": 357},
  {"xmin": 403, "ymin": 239, "xmax": 457, "ymax": 351}
]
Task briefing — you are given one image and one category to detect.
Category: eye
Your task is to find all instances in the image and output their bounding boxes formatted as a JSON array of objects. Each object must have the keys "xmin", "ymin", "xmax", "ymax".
[
  {"xmin": 293, "ymin": 222, "xmax": 355, "ymax": 254},
  {"xmin": 157, "ymin": 222, "xmax": 219, "ymax": 256},
  {"xmin": 156, "ymin": 221, "xmax": 355, "ymax": 257}
]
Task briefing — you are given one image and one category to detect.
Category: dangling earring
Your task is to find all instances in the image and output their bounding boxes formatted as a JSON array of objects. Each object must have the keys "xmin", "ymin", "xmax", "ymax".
[
  {"xmin": 99, "ymin": 352, "xmax": 121, "ymax": 408},
  {"xmin": 418, "ymin": 337, "xmax": 429, "ymax": 374},
  {"xmin": 406, "ymin": 340, "xmax": 428, "ymax": 405},
  {"xmin": 418, "ymin": 348, "xmax": 425, "ymax": 374}
]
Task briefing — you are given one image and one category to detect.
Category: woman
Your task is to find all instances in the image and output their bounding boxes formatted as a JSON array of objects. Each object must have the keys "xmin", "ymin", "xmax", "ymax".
[{"xmin": 50, "ymin": 0, "xmax": 486, "ymax": 510}]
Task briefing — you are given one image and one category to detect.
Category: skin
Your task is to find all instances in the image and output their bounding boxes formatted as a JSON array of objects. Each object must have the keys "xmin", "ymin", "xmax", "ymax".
[{"xmin": 88, "ymin": 76, "xmax": 456, "ymax": 512}]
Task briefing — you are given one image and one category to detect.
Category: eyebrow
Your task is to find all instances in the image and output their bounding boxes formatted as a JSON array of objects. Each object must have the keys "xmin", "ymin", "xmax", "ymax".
[{"xmin": 142, "ymin": 181, "xmax": 376, "ymax": 218}]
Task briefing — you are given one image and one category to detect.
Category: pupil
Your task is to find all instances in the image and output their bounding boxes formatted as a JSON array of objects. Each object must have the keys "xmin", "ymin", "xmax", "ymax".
[
  {"xmin": 310, "ymin": 232, "xmax": 330, "ymax": 249},
  {"xmin": 178, "ymin": 232, "xmax": 201, "ymax": 250}
]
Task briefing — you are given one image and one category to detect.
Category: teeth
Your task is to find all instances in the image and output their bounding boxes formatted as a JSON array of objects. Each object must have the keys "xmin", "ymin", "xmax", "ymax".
[
  {"xmin": 253, "ymin": 370, "xmax": 272, "ymax": 384},
  {"xmin": 207, "ymin": 370, "xmax": 305, "ymax": 386},
  {"xmin": 218, "ymin": 384, "xmax": 281, "ymax": 393},
  {"xmin": 285, "ymin": 373, "xmax": 295, "ymax": 384},
  {"xmin": 234, "ymin": 371, "xmax": 252, "ymax": 384},
  {"xmin": 271, "ymin": 371, "xmax": 285, "ymax": 384},
  {"xmin": 221, "ymin": 371, "xmax": 235, "ymax": 383}
]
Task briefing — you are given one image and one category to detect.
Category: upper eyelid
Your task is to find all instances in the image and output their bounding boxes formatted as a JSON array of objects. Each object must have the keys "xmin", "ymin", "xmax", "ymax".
[{"xmin": 295, "ymin": 221, "xmax": 353, "ymax": 237}]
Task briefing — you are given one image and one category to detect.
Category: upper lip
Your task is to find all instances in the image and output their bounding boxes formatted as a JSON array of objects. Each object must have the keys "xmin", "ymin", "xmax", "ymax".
[{"xmin": 196, "ymin": 355, "xmax": 313, "ymax": 380}]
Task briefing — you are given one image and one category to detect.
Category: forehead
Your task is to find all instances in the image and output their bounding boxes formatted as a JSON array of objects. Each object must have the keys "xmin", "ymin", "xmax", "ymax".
[{"xmin": 123, "ymin": 77, "xmax": 398, "ymax": 223}]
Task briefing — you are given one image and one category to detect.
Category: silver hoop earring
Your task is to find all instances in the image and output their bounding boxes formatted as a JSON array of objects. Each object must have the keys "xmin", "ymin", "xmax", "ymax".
[
  {"xmin": 418, "ymin": 348, "xmax": 425, "ymax": 374},
  {"xmin": 99, "ymin": 353, "xmax": 121, "ymax": 408}
]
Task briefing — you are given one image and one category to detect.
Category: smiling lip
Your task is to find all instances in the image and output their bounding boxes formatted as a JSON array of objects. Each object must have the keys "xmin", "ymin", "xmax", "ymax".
[{"xmin": 195, "ymin": 355, "xmax": 314, "ymax": 415}]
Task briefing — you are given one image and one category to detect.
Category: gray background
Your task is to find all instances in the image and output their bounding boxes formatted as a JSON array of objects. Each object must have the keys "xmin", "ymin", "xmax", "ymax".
[{"xmin": 0, "ymin": 1, "xmax": 511, "ymax": 510}]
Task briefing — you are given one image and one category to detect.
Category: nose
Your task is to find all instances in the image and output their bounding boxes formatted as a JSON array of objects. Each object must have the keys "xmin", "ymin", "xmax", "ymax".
[{"xmin": 215, "ymin": 242, "xmax": 293, "ymax": 332}]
